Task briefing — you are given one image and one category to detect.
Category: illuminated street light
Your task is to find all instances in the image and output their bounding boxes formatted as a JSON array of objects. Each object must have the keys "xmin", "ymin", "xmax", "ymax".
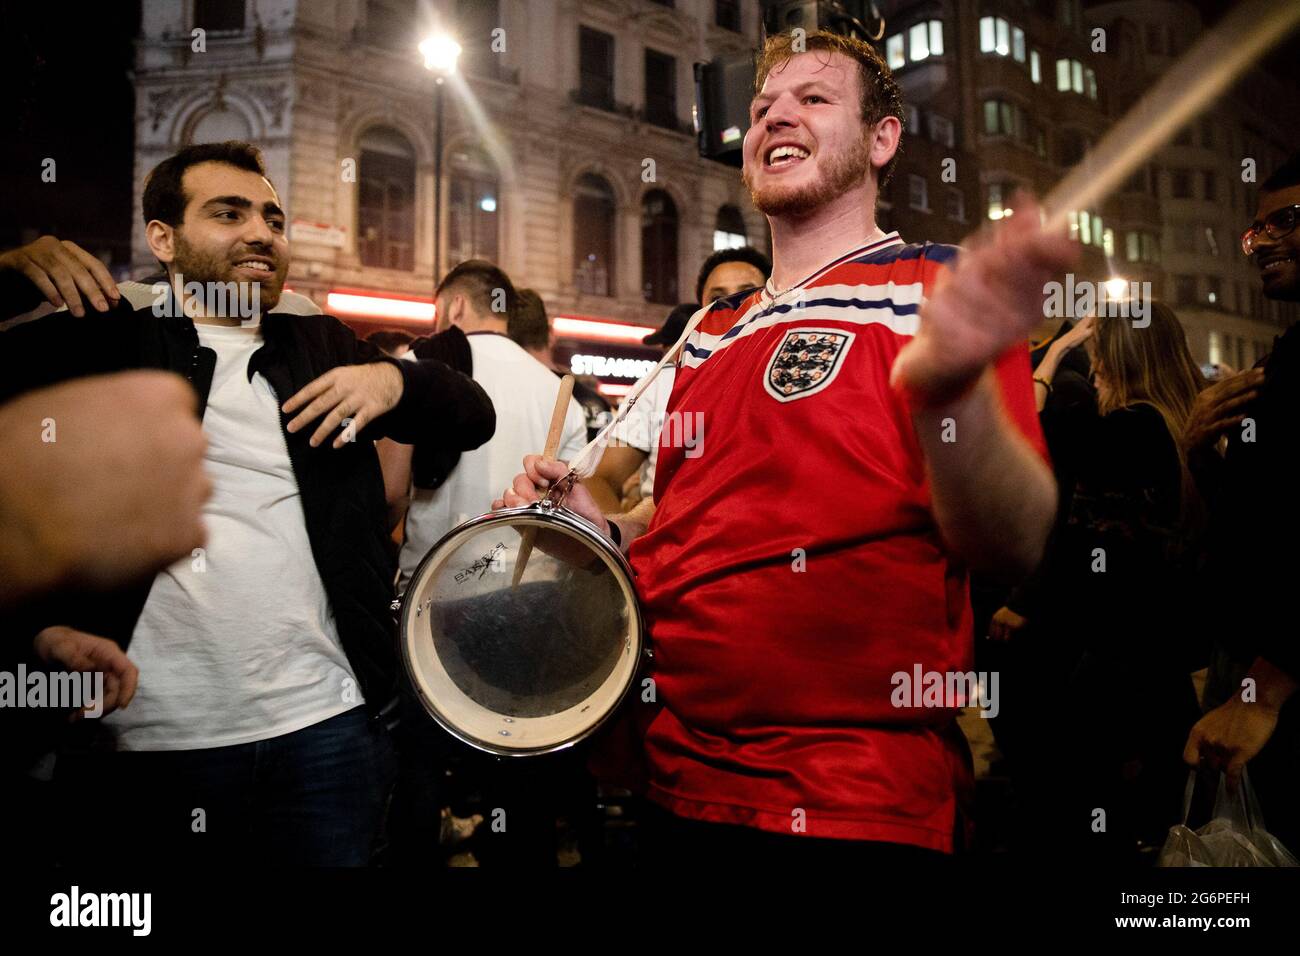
[
  {"xmin": 419, "ymin": 34, "xmax": 462, "ymax": 77},
  {"xmin": 420, "ymin": 32, "xmax": 461, "ymax": 294},
  {"xmin": 1105, "ymin": 276, "xmax": 1129, "ymax": 299}
]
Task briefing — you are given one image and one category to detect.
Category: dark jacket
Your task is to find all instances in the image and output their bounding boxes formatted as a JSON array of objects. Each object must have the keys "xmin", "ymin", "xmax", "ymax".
[{"xmin": 0, "ymin": 299, "xmax": 496, "ymax": 725}]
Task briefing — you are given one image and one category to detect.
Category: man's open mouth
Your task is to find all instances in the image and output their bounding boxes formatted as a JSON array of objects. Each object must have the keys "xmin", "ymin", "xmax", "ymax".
[
  {"xmin": 765, "ymin": 144, "xmax": 810, "ymax": 168},
  {"xmin": 233, "ymin": 258, "xmax": 275, "ymax": 274},
  {"xmin": 1258, "ymin": 253, "xmax": 1296, "ymax": 273}
]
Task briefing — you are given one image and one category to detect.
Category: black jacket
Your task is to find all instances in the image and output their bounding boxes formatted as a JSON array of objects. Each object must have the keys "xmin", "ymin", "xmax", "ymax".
[{"xmin": 0, "ymin": 300, "xmax": 495, "ymax": 722}]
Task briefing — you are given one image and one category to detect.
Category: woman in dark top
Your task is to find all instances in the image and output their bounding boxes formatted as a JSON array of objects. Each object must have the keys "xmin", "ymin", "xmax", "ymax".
[{"xmin": 1012, "ymin": 302, "xmax": 1207, "ymax": 862}]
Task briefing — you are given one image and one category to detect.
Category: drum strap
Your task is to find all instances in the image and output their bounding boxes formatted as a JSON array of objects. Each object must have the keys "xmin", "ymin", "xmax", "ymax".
[{"xmin": 565, "ymin": 305, "xmax": 710, "ymax": 480}]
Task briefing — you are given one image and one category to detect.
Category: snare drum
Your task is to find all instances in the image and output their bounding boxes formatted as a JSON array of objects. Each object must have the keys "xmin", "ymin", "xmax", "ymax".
[{"xmin": 399, "ymin": 498, "xmax": 645, "ymax": 756}]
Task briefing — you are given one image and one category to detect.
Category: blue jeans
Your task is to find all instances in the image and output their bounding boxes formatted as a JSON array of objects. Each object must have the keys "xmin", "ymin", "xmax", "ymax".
[{"xmin": 57, "ymin": 707, "xmax": 396, "ymax": 866}]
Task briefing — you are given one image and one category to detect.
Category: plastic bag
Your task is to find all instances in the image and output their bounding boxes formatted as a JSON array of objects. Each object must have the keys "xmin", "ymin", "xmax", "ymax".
[{"xmin": 1158, "ymin": 768, "xmax": 1299, "ymax": 867}]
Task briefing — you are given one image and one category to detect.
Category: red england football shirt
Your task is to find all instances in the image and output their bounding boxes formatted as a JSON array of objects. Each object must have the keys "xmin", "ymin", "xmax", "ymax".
[{"xmin": 626, "ymin": 233, "xmax": 1048, "ymax": 851}]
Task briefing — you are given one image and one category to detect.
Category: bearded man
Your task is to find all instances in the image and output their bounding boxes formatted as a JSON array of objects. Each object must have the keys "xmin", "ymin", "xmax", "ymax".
[{"xmin": 499, "ymin": 31, "xmax": 1075, "ymax": 863}]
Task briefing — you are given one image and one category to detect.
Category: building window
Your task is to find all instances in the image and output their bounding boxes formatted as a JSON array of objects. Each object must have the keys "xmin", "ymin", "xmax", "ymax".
[
  {"xmin": 578, "ymin": 26, "xmax": 615, "ymax": 111},
  {"xmin": 1203, "ymin": 170, "xmax": 1217, "ymax": 201},
  {"xmin": 358, "ymin": 127, "xmax": 416, "ymax": 272},
  {"xmin": 980, "ymin": 16, "xmax": 1012, "ymax": 57},
  {"xmin": 1068, "ymin": 210, "xmax": 1104, "ymax": 246},
  {"xmin": 195, "ymin": 0, "xmax": 246, "ymax": 32},
  {"xmin": 1145, "ymin": 23, "xmax": 1165, "ymax": 55},
  {"xmin": 447, "ymin": 145, "xmax": 499, "ymax": 267},
  {"xmin": 928, "ymin": 114, "xmax": 954, "ymax": 148},
  {"xmin": 1103, "ymin": 227, "xmax": 1115, "ymax": 258},
  {"xmin": 1173, "ymin": 275, "xmax": 1197, "ymax": 306},
  {"xmin": 366, "ymin": 0, "xmax": 415, "ymax": 50},
  {"xmin": 908, "ymin": 174, "xmax": 929, "ymax": 211},
  {"xmin": 945, "ymin": 187, "xmax": 965, "ymax": 222},
  {"xmin": 574, "ymin": 173, "xmax": 616, "ymax": 296},
  {"xmin": 1012, "ymin": 27, "xmax": 1026, "ymax": 63},
  {"xmin": 886, "ymin": 33, "xmax": 904, "ymax": 70},
  {"xmin": 1084, "ymin": 67, "xmax": 1097, "ymax": 100},
  {"xmin": 987, "ymin": 182, "xmax": 1009, "ymax": 220},
  {"xmin": 642, "ymin": 190, "xmax": 679, "ymax": 304},
  {"xmin": 907, "ymin": 21, "xmax": 943, "ymax": 61},
  {"xmin": 456, "ymin": 0, "xmax": 502, "ymax": 79},
  {"xmin": 714, "ymin": 205, "xmax": 747, "ymax": 250},
  {"xmin": 715, "ymin": 0, "xmax": 742, "ymax": 32},
  {"xmin": 1030, "ymin": 50, "xmax": 1041, "ymax": 84},
  {"xmin": 1125, "ymin": 231, "xmax": 1159, "ymax": 264},
  {"xmin": 1056, "ymin": 59, "xmax": 1087, "ymax": 95},
  {"xmin": 1170, "ymin": 169, "xmax": 1193, "ymax": 199},
  {"xmin": 644, "ymin": 50, "xmax": 677, "ymax": 129},
  {"xmin": 1206, "ymin": 276, "xmax": 1221, "ymax": 306}
]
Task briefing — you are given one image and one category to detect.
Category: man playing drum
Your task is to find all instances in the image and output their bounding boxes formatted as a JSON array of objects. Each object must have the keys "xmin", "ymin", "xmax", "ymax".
[{"xmin": 497, "ymin": 30, "xmax": 1075, "ymax": 862}]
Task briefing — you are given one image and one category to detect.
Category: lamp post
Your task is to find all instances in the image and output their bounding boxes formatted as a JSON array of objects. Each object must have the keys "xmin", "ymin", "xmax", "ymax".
[{"xmin": 419, "ymin": 33, "xmax": 462, "ymax": 311}]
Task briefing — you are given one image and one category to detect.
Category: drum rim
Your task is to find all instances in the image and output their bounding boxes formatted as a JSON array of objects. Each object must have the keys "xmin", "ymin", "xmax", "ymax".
[{"xmin": 398, "ymin": 502, "xmax": 646, "ymax": 757}]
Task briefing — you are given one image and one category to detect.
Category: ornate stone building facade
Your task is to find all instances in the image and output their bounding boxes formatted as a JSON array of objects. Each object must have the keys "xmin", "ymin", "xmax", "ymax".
[{"xmin": 132, "ymin": 0, "xmax": 768, "ymax": 338}]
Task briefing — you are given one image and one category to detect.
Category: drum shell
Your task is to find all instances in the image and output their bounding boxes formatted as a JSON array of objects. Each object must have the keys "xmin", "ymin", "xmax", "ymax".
[{"xmin": 399, "ymin": 503, "xmax": 647, "ymax": 757}]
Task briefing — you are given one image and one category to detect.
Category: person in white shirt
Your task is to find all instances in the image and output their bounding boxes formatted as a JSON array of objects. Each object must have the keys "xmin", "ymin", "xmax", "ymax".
[
  {"xmin": 394, "ymin": 260, "xmax": 586, "ymax": 591},
  {"xmin": 587, "ymin": 246, "xmax": 771, "ymax": 513}
]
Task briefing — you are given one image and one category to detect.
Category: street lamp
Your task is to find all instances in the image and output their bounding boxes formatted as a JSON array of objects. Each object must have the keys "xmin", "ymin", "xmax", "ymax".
[{"xmin": 420, "ymin": 33, "xmax": 462, "ymax": 311}]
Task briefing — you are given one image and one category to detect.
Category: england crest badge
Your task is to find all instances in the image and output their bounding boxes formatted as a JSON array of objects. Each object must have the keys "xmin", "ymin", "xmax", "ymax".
[{"xmin": 763, "ymin": 327, "xmax": 855, "ymax": 402}]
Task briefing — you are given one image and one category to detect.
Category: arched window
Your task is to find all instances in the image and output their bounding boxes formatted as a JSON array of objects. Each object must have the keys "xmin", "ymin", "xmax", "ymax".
[
  {"xmin": 573, "ymin": 173, "xmax": 616, "ymax": 297},
  {"xmin": 448, "ymin": 145, "xmax": 500, "ymax": 266},
  {"xmin": 714, "ymin": 205, "xmax": 747, "ymax": 250},
  {"xmin": 187, "ymin": 108, "xmax": 252, "ymax": 145},
  {"xmin": 358, "ymin": 127, "xmax": 416, "ymax": 271},
  {"xmin": 641, "ymin": 189, "xmax": 678, "ymax": 304}
]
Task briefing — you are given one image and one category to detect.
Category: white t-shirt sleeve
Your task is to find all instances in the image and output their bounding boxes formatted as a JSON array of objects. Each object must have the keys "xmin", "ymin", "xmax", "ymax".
[
  {"xmin": 559, "ymin": 397, "xmax": 588, "ymax": 461},
  {"xmin": 611, "ymin": 370, "xmax": 659, "ymax": 453}
]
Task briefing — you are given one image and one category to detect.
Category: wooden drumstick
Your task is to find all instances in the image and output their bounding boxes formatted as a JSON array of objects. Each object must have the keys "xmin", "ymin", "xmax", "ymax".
[
  {"xmin": 512, "ymin": 374, "xmax": 575, "ymax": 587},
  {"xmin": 1041, "ymin": 0, "xmax": 1300, "ymax": 233}
]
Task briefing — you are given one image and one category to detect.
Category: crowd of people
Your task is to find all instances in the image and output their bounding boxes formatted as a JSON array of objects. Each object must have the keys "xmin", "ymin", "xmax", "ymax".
[{"xmin": 0, "ymin": 29, "xmax": 1297, "ymax": 868}]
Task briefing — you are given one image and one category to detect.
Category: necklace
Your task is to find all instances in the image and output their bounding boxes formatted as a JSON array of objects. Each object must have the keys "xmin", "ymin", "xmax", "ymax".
[{"xmin": 766, "ymin": 227, "xmax": 888, "ymax": 298}]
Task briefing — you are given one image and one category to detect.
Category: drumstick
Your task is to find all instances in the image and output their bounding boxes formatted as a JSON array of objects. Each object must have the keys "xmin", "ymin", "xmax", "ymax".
[
  {"xmin": 512, "ymin": 374, "xmax": 575, "ymax": 587},
  {"xmin": 1041, "ymin": 0, "xmax": 1300, "ymax": 233}
]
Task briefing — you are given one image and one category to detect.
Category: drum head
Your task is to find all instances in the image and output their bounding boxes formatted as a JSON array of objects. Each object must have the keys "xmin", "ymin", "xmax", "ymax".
[{"xmin": 400, "ymin": 505, "xmax": 642, "ymax": 755}]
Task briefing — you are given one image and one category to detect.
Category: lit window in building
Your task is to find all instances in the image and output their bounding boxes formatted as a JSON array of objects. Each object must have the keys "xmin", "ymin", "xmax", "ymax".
[
  {"xmin": 928, "ymin": 21, "xmax": 944, "ymax": 56},
  {"xmin": 1126, "ymin": 231, "xmax": 1140, "ymax": 262},
  {"xmin": 1057, "ymin": 58, "xmax": 1070, "ymax": 92},
  {"xmin": 987, "ymin": 183, "xmax": 1007, "ymax": 220},
  {"xmin": 979, "ymin": 16, "xmax": 995, "ymax": 53},
  {"xmin": 574, "ymin": 173, "xmax": 616, "ymax": 296},
  {"xmin": 642, "ymin": 189, "xmax": 679, "ymax": 304},
  {"xmin": 1103, "ymin": 228, "xmax": 1115, "ymax": 258},
  {"xmin": 1030, "ymin": 50, "xmax": 1041, "ymax": 84},
  {"xmin": 996, "ymin": 18, "xmax": 1010, "ymax": 56},
  {"xmin": 358, "ymin": 126, "xmax": 416, "ymax": 272},
  {"xmin": 1084, "ymin": 67, "xmax": 1097, "ymax": 100},
  {"xmin": 1208, "ymin": 331, "xmax": 1223, "ymax": 366},
  {"xmin": 1012, "ymin": 27, "xmax": 1025, "ymax": 63},
  {"xmin": 1073, "ymin": 61, "xmax": 1084, "ymax": 95},
  {"xmin": 886, "ymin": 33, "xmax": 904, "ymax": 69},
  {"xmin": 714, "ymin": 205, "xmax": 747, "ymax": 250},
  {"xmin": 909, "ymin": 23, "xmax": 929, "ymax": 61}
]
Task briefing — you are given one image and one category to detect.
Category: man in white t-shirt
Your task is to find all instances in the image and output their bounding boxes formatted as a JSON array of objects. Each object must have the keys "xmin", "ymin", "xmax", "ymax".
[
  {"xmin": 587, "ymin": 246, "xmax": 770, "ymax": 512},
  {"xmin": 2, "ymin": 142, "xmax": 494, "ymax": 867},
  {"xmin": 395, "ymin": 260, "xmax": 586, "ymax": 591}
]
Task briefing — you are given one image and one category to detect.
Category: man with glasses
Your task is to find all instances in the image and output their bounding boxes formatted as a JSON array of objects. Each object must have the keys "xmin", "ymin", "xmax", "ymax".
[{"xmin": 1185, "ymin": 153, "xmax": 1300, "ymax": 851}]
